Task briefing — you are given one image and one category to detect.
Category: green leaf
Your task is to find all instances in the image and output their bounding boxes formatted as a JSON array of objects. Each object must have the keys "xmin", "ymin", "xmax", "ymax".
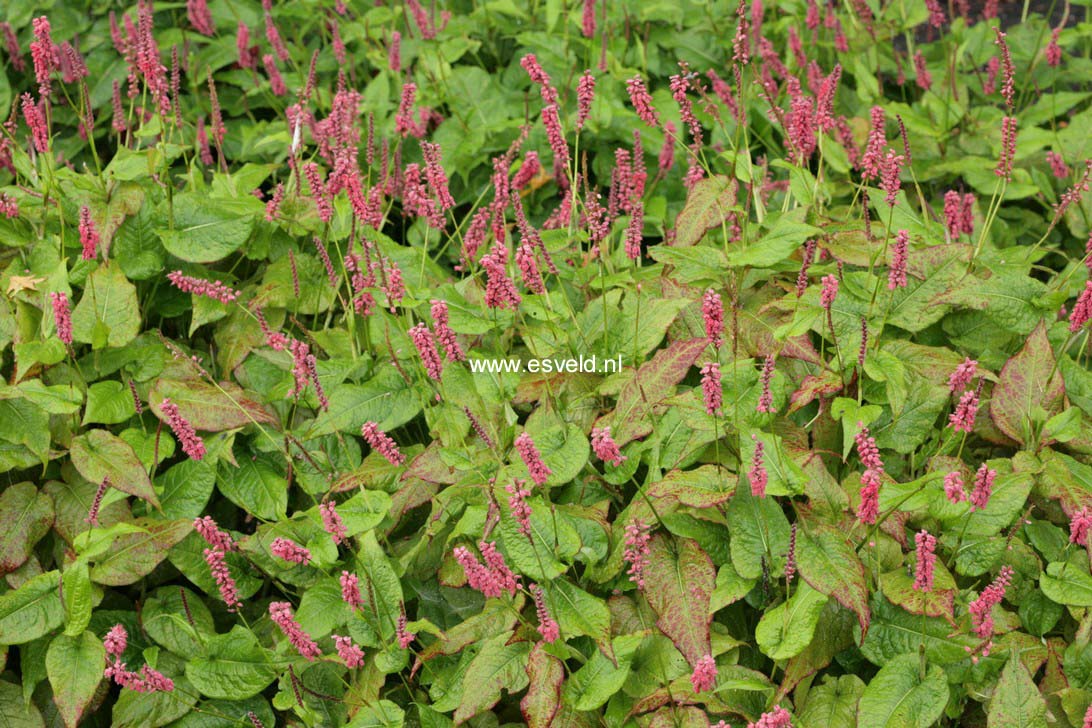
[
  {"xmin": 990, "ymin": 322, "xmax": 1064, "ymax": 446},
  {"xmin": 83, "ymin": 380, "xmax": 137, "ymax": 424},
  {"xmin": 0, "ymin": 680, "xmax": 44, "ymax": 727},
  {"xmin": 71, "ymin": 261, "xmax": 141, "ymax": 348},
  {"xmin": 755, "ymin": 582, "xmax": 829, "ymax": 660},
  {"xmin": 728, "ymin": 484, "xmax": 791, "ymax": 580},
  {"xmin": 453, "ymin": 632, "xmax": 531, "ymax": 723},
  {"xmin": 0, "ymin": 398, "xmax": 50, "ymax": 461},
  {"xmin": 642, "ymin": 534, "xmax": 715, "ymax": 667},
  {"xmin": 295, "ymin": 578, "xmax": 351, "ymax": 639},
  {"xmin": 562, "ymin": 634, "xmax": 642, "ymax": 711},
  {"xmin": 345, "ymin": 701, "xmax": 406, "ymax": 728},
  {"xmin": 727, "ymin": 210, "xmax": 821, "ymax": 268},
  {"xmin": 0, "ymin": 570, "xmax": 63, "ymax": 645},
  {"xmin": 306, "ymin": 372, "xmax": 419, "ymax": 438},
  {"xmin": 0, "ymin": 482, "xmax": 53, "ymax": 575},
  {"xmin": 14, "ymin": 379, "xmax": 83, "ymax": 414},
  {"xmin": 47, "ymin": 631, "xmax": 105, "ymax": 728},
  {"xmin": 1040, "ymin": 561, "xmax": 1092, "ymax": 607},
  {"xmin": 217, "ymin": 454, "xmax": 286, "ymax": 521},
  {"xmin": 186, "ymin": 625, "xmax": 278, "ymax": 700},
  {"xmin": 799, "ymin": 674, "xmax": 866, "ymax": 728},
  {"xmin": 158, "ymin": 194, "xmax": 258, "ymax": 263},
  {"xmin": 857, "ymin": 653, "xmax": 948, "ymax": 727},
  {"xmin": 987, "ymin": 653, "xmax": 1048, "ymax": 727},
  {"xmin": 548, "ymin": 579, "xmax": 611, "ymax": 647},
  {"xmin": 70, "ymin": 429, "xmax": 160, "ymax": 507},
  {"xmin": 144, "ymin": 586, "xmax": 215, "ymax": 655},
  {"xmin": 795, "ymin": 524, "xmax": 870, "ymax": 636},
  {"xmin": 61, "ymin": 562, "xmax": 93, "ymax": 637}
]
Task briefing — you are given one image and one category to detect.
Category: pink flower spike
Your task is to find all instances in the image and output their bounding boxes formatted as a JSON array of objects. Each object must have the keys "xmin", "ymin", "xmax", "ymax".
[
  {"xmin": 79, "ymin": 206, "xmax": 99, "ymax": 260},
  {"xmin": 1069, "ymin": 281, "xmax": 1092, "ymax": 333},
  {"xmin": 855, "ymin": 425, "xmax": 884, "ymax": 472},
  {"xmin": 361, "ymin": 421, "xmax": 406, "ymax": 465},
  {"xmin": 167, "ymin": 271, "xmax": 240, "ymax": 305},
  {"xmin": 913, "ymin": 530, "xmax": 937, "ymax": 592},
  {"xmin": 756, "ymin": 354, "xmax": 776, "ymax": 413},
  {"xmin": 1072, "ymin": 507, "xmax": 1092, "ymax": 546},
  {"xmin": 623, "ymin": 520, "xmax": 652, "ymax": 588},
  {"xmin": 948, "ymin": 358, "xmax": 978, "ymax": 393},
  {"xmin": 50, "ymin": 292, "xmax": 73, "ymax": 346},
  {"xmin": 430, "ymin": 300, "xmax": 465, "ymax": 362},
  {"xmin": 702, "ymin": 289, "xmax": 724, "ymax": 347},
  {"xmin": 332, "ymin": 635, "xmax": 365, "ymax": 668},
  {"xmin": 204, "ymin": 548, "xmax": 241, "ymax": 611},
  {"xmin": 944, "ymin": 471, "xmax": 966, "ymax": 504},
  {"xmin": 857, "ymin": 469, "xmax": 881, "ymax": 525},
  {"xmin": 320, "ymin": 501, "xmax": 348, "ymax": 545},
  {"xmin": 969, "ymin": 463, "xmax": 996, "ymax": 511},
  {"xmin": 591, "ymin": 427, "xmax": 626, "ymax": 466},
  {"xmin": 506, "ymin": 479, "xmax": 533, "ymax": 537},
  {"xmin": 160, "ymin": 398, "xmax": 205, "ymax": 460},
  {"xmin": 340, "ymin": 571, "xmax": 364, "ymax": 610},
  {"xmin": 626, "ymin": 77, "xmax": 660, "ymax": 127},
  {"xmin": 690, "ymin": 654, "xmax": 717, "ymax": 693},
  {"xmin": 701, "ymin": 362, "xmax": 722, "ymax": 415},
  {"xmin": 968, "ymin": 566, "xmax": 1013, "ymax": 641},
  {"xmin": 748, "ymin": 706, "xmax": 793, "ymax": 728},
  {"xmin": 1047, "ymin": 151, "xmax": 1070, "ymax": 179},
  {"xmin": 1046, "ymin": 28, "xmax": 1062, "ymax": 67},
  {"xmin": 271, "ymin": 537, "xmax": 312, "ymax": 565},
  {"xmin": 948, "ymin": 386, "xmax": 980, "ymax": 433},
  {"xmin": 530, "ymin": 583, "xmax": 560, "ymax": 643},
  {"xmin": 268, "ymin": 601, "xmax": 322, "ymax": 660},
  {"xmin": 820, "ymin": 274, "xmax": 838, "ymax": 310},
  {"xmin": 515, "ymin": 432, "xmax": 552, "ymax": 486},
  {"xmin": 194, "ymin": 516, "xmax": 235, "ymax": 552},
  {"xmin": 104, "ymin": 624, "xmax": 128, "ymax": 657},
  {"xmin": 397, "ymin": 609, "xmax": 415, "ymax": 649},
  {"xmin": 748, "ymin": 436, "xmax": 768, "ymax": 498},
  {"xmin": 888, "ymin": 229, "xmax": 908, "ymax": 289},
  {"xmin": 576, "ymin": 71, "xmax": 596, "ymax": 133},
  {"xmin": 409, "ymin": 323, "xmax": 443, "ymax": 381}
]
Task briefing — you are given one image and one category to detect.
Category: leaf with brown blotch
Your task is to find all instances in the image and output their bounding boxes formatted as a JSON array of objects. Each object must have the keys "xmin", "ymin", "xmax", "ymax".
[
  {"xmin": 0, "ymin": 483, "xmax": 54, "ymax": 576},
  {"xmin": 149, "ymin": 377, "xmax": 277, "ymax": 432},
  {"xmin": 642, "ymin": 533, "xmax": 715, "ymax": 669},
  {"xmin": 596, "ymin": 337, "xmax": 708, "ymax": 446},
  {"xmin": 795, "ymin": 523, "xmax": 871, "ymax": 639},
  {"xmin": 521, "ymin": 642, "xmax": 564, "ymax": 728},
  {"xmin": 70, "ymin": 429, "xmax": 160, "ymax": 508},
  {"xmin": 674, "ymin": 175, "xmax": 738, "ymax": 248},
  {"xmin": 990, "ymin": 321, "xmax": 1064, "ymax": 445}
]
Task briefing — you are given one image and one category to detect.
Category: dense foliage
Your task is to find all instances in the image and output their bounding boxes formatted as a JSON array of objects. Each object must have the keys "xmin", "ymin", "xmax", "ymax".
[{"xmin": 2, "ymin": 0, "xmax": 1092, "ymax": 725}]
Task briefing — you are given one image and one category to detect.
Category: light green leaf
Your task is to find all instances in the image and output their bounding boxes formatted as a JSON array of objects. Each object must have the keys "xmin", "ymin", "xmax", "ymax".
[
  {"xmin": 186, "ymin": 626, "xmax": 278, "ymax": 700},
  {"xmin": 857, "ymin": 653, "xmax": 948, "ymax": 727},
  {"xmin": 0, "ymin": 570, "xmax": 63, "ymax": 645},
  {"xmin": 755, "ymin": 582, "xmax": 829, "ymax": 660},
  {"xmin": 158, "ymin": 194, "xmax": 258, "ymax": 263},
  {"xmin": 987, "ymin": 653, "xmax": 1048, "ymax": 727},
  {"xmin": 47, "ymin": 631, "xmax": 105, "ymax": 728},
  {"xmin": 71, "ymin": 262, "xmax": 141, "ymax": 348}
]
